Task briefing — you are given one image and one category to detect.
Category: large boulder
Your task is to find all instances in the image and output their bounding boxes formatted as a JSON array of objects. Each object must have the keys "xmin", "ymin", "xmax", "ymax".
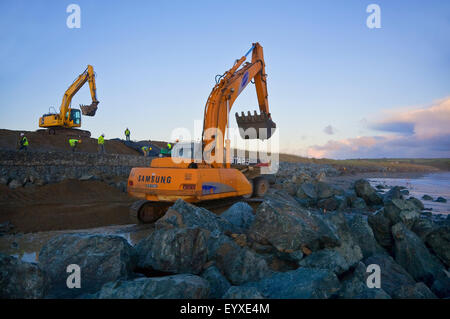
[
  {"xmin": 244, "ymin": 267, "xmax": 340, "ymax": 299},
  {"xmin": 407, "ymin": 197, "xmax": 425, "ymax": 210},
  {"xmin": 383, "ymin": 186, "xmax": 404, "ymax": 202},
  {"xmin": 411, "ymin": 217, "xmax": 435, "ymax": 240},
  {"xmin": 425, "ymin": 226, "xmax": 450, "ymax": 267},
  {"xmin": 39, "ymin": 234, "xmax": 136, "ymax": 298},
  {"xmin": 368, "ymin": 209, "xmax": 394, "ymax": 250},
  {"xmin": 383, "ymin": 199, "xmax": 420, "ymax": 228},
  {"xmin": 155, "ymin": 199, "xmax": 233, "ymax": 233},
  {"xmin": 200, "ymin": 266, "xmax": 231, "ymax": 299},
  {"xmin": 323, "ymin": 212, "xmax": 363, "ymax": 269},
  {"xmin": 363, "ymin": 253, "xmax": 417, "ymax": 297},
  {"xmin": 96, "ymin": 274, "xmax": 209, "ymax": 299},
  {"xmin": 219, "ymin": 202, "xmax": 255, "ymax": 233},
  {"xmin": 136, "ymin": 227, "xmax": 210, "ymax": 275},
  {"xmin": 348, "ymin": 214, "xmax": 384, "ymax": 258},
  {"xmin": 0, "ymin": 253, "xmax": 47, "ymax": 299},
  {"xmin": 222, "ymin": 286, "xmax": 264, "ymax": 299},
  {"xmin": 248, "ymin": 190, "xmax": 340, "ymax": 253},
  {"xmin": 431, "ymin": 269, "xmax": 450, "ymax": 298},
  {"xmin": 298, "ymin": 249, "xmax": 349, "ymax": 275},
  {"xmin": 296, "ymin": 182, "xmax": 317, "ymax": 200},
  {"xmin": 337, "ymin": 262, "xmax": 391, "ymax": 299},
  {"xmin": 391, "ymin": 223, "xmax": 445, "ymax": 286},
  {"xmin": 354, "ymin": 179, "xmax": 383, "ymax": 206},
  {"xmin": 391, "ymin": 282, "xmax": 437, "ymax": 299},
  {"xmin": 213, "ymin": 240, "xmax": 271, "ymax": 285}
]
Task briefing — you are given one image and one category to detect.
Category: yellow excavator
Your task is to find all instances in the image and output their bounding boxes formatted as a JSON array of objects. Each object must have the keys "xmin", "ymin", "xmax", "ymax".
[
  {"xmin": 38, "ymin": 65, "xmax": 99, "ymax": 137},
  {"xmin": 127, "ymin": 43, "xmax": 276, "ymax": 223}
]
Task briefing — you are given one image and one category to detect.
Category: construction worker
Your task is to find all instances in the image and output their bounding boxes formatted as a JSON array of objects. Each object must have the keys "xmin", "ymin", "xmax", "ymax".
[
  {"xmin": 18, "ymin": 133, "xmax": 29, "ymax": 151},
  {"xmin": 124, "ymin": 128, "xmax": 130, "ymax": 141},
  {"xmin": 98, "ymin": 133, "xmax": 105, "ymax": 154},
  {"xmin": 141, "ymin": 145, "xmax": 152, "ymax": 157},
  {"xmin": 69, "ymin": 138, "xmax": 82, "ymax": 152}
]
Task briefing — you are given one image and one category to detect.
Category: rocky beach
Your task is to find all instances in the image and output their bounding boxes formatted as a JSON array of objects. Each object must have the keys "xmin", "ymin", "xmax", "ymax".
[{"xmin": 1, "ymin": 159, "xmax": 449, "ymax": 299}]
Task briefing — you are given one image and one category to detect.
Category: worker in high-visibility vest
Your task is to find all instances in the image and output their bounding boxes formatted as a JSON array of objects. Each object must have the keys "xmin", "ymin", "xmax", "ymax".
[
  {"xmin": 141, "ymin": 145, "xmax": 152, "ymax": 157},
  {"xmin": 18, "ymin": 133, "xmax": 29, "ymax": 151},
  {"xmin": 69, "ymin": 138, "xmax": 82, "ymax": 152},
  {"xmin": 124, "ymin": 128, "xmax": 131, "ymax": 141},
  {"xmin": 98, "ymin": 134, "xmax": 105, "ymax": 154}
]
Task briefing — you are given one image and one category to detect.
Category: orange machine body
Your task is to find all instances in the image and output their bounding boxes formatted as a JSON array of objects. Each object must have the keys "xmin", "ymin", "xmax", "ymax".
[{"xmin": 128, "ymin": 157, "xmax": 252, "ymax": 202}]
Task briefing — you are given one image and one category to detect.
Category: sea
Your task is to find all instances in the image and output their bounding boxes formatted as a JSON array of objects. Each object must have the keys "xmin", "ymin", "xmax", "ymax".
[{"xmin": 368, "ymin": 171, "xmax": 450, "ymax": 215}]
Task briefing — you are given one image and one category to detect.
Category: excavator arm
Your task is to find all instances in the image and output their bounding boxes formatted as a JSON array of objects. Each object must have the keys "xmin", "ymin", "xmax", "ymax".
[
  {"xmin": 202, "ymin": 43, "xmax": 276, "ymax": 167},
  {"xmin": 60, "ymin": 65, "xmax": 99, "ymax": 124}
]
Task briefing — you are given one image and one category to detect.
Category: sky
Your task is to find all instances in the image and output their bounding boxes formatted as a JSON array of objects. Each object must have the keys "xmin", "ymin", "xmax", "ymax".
[{"xmin": 0, "ymin": 0, "xmax": 449, "ymax": 159}]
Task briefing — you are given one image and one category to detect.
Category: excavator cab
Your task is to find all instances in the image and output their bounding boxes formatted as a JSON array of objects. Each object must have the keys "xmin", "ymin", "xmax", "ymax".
[{"xmin": 235, "ymin": 110, "xmax": 276, "ymax": 140}]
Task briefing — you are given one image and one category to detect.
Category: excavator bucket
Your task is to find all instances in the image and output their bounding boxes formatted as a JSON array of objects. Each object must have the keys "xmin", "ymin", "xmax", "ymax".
[
  {"xmin": 235, "ymin": 111, "xmax": 276, "ymax": 140},
  {"xmin": 80, "ymin": 101, "xmax": 99, "ymax": 116}
]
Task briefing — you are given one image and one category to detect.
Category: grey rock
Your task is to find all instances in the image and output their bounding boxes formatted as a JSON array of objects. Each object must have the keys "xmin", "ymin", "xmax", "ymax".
[
  {"xmin": 354, "ymin": 179, "xmax": 383, "ymax": 206},
  {"xmin": 136, "ymin": 227, "xmax": 210, "ymax": 275},
  {"xmin": 368, "ymin": 209, "xmax": 394, "ymax": 250},
  {"xmin": 248, "ymin": 190, "xmax": 340, "ymax": 252},
  {"xmin": 222, "ymin": 286, "xmax": 264, "ymax": 299},
  {"xmin": 364, "ymin": 253, "xmax": 416, "ymax": 297},
  {"xmin": 299, "ymin": 249, "xmax": 349, "ymax": 275},
  {"xmin": 8, "ymin": 179, "xmax": 23, "ymax": 189},
  {"xmin": 214, "ymin": 240, "xmax": 271, "ymax": 285},
  {"xmin": 407, "ymin": 197, "xmax": 425, "ymax": 210},
  {"xmin": 317, "ymin": 197, "xmax": 340, "ymax": 211},
  {"xmin": 0, "ymin": 176, "xmax": 9, "ymax": 185},
  {"xmin": 348, "ymin": 214, "xmax": 384, "ymax": 258},
  {"xmin": 391, "ymin": 282, "xmax": 437, "ymax": 299},
  {"xmin": 337, "ymin": 262, "xmax": 391, "ymax": 299},
  {"xmin": 316, "ymin": 181, "xmax": 334, "ymax": 199},
  {"xmin": 411, "ymin": 218, "xmax": 435, "ymax": 240},
  {"xmin": 351, "ymin": 197, "xmax": 367, "ymax": 210},
  {"xmin": 435, "ymin": 196, "xmax": 447, "ymax": 203},
  {"xmin": 431, "ymin": 269, "xmax": 450, "ymax": 298},
  {"xmin": 391, "ymin": 222, "xmax": 445, "ymax": 286},
  {"xmin": 0, "ymin": 253, "xmax": 47, "ymax": 299},
  {"xmin": 296, "ymin": 182, "xmax": 317, "ymax": 200},
  {"xmin": 96, "ymin": 274, "xmax": 209, "ymax": 299},
  {"xmin": 422, "ymin": 195, "xmax": 433, "ymax": 201},
  {"xmin": 383, "ymin": 199, "xmax": 420, "ymax": 228},
  {"xmin": 425, "ymin": 226, "xmax": 450, "ymax": 267},
  {"xmin": 244, "ymin": 268, "xmax": 340, "ymax": 299},
  {"xmin": 220, "ymin": 202, "xmax": 254, "ymax": 233},
  {"xmin": 201, "ymin": 266, "xmax": 231, "ymax": 299},
  {"xmin": 383, "ymin": 186, "xmax": 404, "ymax": 202},
  {"xmin": 39, "ymin": 234, "xmax": 136, "ymax": 298},
  {"xmin": 324, "ymin": 212, "xmax": 363, "ymax": 269},
  {"xmin": 156, "ymin": 199, "xmax": 233, "ymax": 233},
  {"xmin": 79, "ymin": 174, "xmax": 95, "ymax": 181}
]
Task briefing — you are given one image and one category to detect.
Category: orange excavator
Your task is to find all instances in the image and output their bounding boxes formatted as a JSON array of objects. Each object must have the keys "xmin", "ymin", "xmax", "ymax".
[{"xmin": 127, "ymin": 43, "xmax": 276, "ymax": 223}]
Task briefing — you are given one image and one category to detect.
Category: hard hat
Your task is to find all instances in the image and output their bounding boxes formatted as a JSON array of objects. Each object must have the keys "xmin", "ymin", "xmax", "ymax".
[
  {"xmin": 20, "ymin": 133, "xmax": 24, "ymax": 136},
  {"xmin": 149, "ymin": 147, "xmax": 152, "ymax": 150}
]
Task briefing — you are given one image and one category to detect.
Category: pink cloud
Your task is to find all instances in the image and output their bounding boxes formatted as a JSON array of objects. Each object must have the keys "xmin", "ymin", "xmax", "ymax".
[{"xmin": 307, "ymin": 97, "xmax": 450, "ymax": 159}]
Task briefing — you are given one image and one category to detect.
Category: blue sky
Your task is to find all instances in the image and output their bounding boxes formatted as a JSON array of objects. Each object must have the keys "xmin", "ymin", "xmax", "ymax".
[{"xmin": 1, "ymin": 0, "xmax": 449, "ymax": 158}]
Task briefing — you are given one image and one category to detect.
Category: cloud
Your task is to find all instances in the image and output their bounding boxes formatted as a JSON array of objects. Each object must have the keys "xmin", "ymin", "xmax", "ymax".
[
  {"xmin": 323, "ymin": 125, "xmax": 336, "ymax": 135},
  {"xmin": 307, "ymin": 97, "xmax": 450, "ymax": 159}
]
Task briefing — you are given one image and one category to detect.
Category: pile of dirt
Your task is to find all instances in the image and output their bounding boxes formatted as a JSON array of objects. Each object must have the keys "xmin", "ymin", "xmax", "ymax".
[
  {"xmin": 0, "ymin": 179, "xmax": 136, "ymax": 233},
  {"xmin": 0, "ymin": 129, "xmax": 140, "ymax": 155}
]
